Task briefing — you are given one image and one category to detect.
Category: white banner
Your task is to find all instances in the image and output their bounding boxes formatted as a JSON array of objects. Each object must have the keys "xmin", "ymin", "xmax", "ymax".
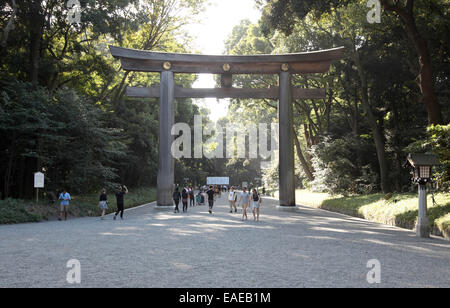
[{"xmin": 207, "ymin": 177, "xmax": 229, "ymax": 185}]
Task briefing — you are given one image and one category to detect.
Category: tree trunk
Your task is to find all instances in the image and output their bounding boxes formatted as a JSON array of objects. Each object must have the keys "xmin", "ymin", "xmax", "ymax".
[
  {"xmin": 28, "ymin": 1, "xmax": 45, "ymax": 84},
  {"xmin": 1, "ymin": 0, "xmax": 17, "ymax": 49},
  {"xmin": 402, "ymin": 14, "xmax": 443, "ymax": 125},
  {"xmin": 113, "ymin": 71, "xmax": 131, "ymax": 103},
  {"xmin": 353, "ymin": 48, "xmax": 391, "ymax": 193},
  {"xmin": 293, "ymin": 129, "xmax": 314, "ymax": 181},
  {"xmin": 380, "ymin": 0, "xmax": 443, "ymax": 125},
  {"xmin": 4, "ymin": 144, "xmax": 15, "ymax": 199}
]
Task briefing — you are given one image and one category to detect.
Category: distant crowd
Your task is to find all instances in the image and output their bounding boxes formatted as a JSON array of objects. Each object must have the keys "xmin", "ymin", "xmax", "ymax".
[
  {"xmin": 172, "ymin": 185, "xmax": 264, "ymax": 221},
  {"xmin": 56, "ymin": 184, "xmax": 266, "ymax": 222}
]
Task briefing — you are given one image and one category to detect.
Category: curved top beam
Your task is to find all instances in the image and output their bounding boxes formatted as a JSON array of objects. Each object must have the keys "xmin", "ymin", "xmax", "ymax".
[
  {"xmin": 109, "ymin": 45, "xmax": 344, "ymax": 74},
  {"xmin": 110, "ymin": 45, "xmax": 344, "ymax": 63}
]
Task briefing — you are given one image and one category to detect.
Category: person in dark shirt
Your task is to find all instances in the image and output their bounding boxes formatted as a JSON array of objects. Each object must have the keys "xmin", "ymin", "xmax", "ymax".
[
  {"xmin": 200, "ymin": 189, "xmax": 205, "ymax": 205},
  {"xmin": 114, "ymin": 185, "xmax": 128, "ymax": 220},
  {"xmin": 206, "ymin": 185, "xmax": 216, "ymax": 214},
  {"xmin": 189, "ymin": 187, "xmax": 195, "ymax": 207},
  {"xmin": 181, "ymin": 186, "xmax": 189, "ymax": 213},
  {"xmin": 99, "ymin": 188, "xmax": 108, "ymax": 220},
  {"xmin": 173, "ymin": 187, "xmax": 181, "ymax": 213},
  {"xmin": 251, "ymin": 188, "xmax": 261, "ymax": 222}
]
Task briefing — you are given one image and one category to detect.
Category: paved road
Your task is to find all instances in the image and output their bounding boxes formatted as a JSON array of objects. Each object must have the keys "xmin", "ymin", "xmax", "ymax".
[{"xmin": 0, "ymin": 194, "xmax": 449, "ymax": 288}]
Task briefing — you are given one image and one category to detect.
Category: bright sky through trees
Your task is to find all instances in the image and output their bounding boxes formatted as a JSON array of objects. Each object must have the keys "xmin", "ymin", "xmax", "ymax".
[{"xmin": 187, "ymin": 0, "xmax": 261, "ymax": 122}]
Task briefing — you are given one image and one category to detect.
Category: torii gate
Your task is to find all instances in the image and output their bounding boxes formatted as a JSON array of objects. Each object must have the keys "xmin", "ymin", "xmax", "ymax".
[{"xmin": 109, "ymin": 46, "xmax": 344, "ymax": 208}]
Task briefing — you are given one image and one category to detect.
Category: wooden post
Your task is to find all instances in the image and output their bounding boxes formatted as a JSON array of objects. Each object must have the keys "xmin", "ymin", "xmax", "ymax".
[
  {"xmin": 157, "ymin": 70, "xmax": 175, "ymax": 207},
  {"xmin": 278, "ymin": 71, "xmax": 296, "ymax": 207}
]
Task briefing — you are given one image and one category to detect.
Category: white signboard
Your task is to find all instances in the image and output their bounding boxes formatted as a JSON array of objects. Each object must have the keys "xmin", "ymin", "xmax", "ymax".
[
  {"xmin": 34, "ymin": 172, "xmax": 44, "ymax": 188},
  {"xmin": 207, "ymin": 177, "xmax": 229, "ymax": 185},
  {"xmin": 242, "ymin": 182, "xmax": 248, "ymax": 188}
]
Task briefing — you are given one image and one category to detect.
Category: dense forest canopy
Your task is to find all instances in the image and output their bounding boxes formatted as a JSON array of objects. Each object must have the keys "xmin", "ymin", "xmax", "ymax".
[
  {"xmin": 0, "ymin": 0, "xmax": 210, "ymax": 198},
  {"xmin": 227, "ymin": 0, "xmax": 449, "ymax": 193},
  {"xmin": 0, "ymin": 0, "xmax": 448, "ymax": 200}
]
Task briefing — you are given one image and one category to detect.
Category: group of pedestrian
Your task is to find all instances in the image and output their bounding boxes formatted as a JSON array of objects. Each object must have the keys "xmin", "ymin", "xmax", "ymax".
[
  {"xmin": 173, "ymin": 185, "xmax": 262, "ymax": 221},
  {"xmin": 235, "ymin": 187, "xmax": 261, "ymax": 221},
  {"xmin": 58, "ymin": 183, "xmax": 261, "ymax": 222},
  {"xmin": 172, "ymin": 185, "xmax": 199, "ymax": 213},
  {"xmin": 173, "ymin": 185, "xmax": 213, "ymax": 213},
  {"xmin": 57, "ymin": 185, "xmax": 129, "ymax": 221}
]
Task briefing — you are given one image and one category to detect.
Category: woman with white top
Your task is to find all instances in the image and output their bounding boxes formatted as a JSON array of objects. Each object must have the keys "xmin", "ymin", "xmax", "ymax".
[{"xmin": 228, "ymin": 186, "xmax": 237, "ymax": 213}]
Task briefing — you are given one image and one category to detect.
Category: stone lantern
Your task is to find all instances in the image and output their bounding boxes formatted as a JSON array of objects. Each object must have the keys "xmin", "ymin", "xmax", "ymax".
[{"xmin": 404, "ymin": 153, "xmax": 441, "ymax": 238}]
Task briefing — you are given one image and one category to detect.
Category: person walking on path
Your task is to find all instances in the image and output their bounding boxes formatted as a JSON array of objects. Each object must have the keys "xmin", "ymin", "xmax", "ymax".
[
  {"xmin": 251, "ymin": 188, "xmax": 261, "ymax": 221},
  {"xmin": 99, "ymin": 188, "xmax": 108, "ymax": 220},
  {"xmin": 182, "ymin": 186, "xmax": 189, "ymax": 213},
  {"xmin": 215, "ymin": 186, "xmax": 220, "ymax": 198},
  {"xmin": 206, "ymin": 185, "xmax": 216, "ymax": 214},
  {"xmin": 228, "ymin": 186, "xmax": 237, "ymax": 213},
  {"xmin": 199, "ymin": 189, "xmax": 205, "ymax": 205},
  {"xmin": 189, "ymin": 187, "xmax": 195, "ymax": 207},
  {"xmin": 196, "ymin": 189, "xmax": 201, "ymax": 206},
  {"xmin": 58, "ymin": 189, "xmax": 71, "ymax": 221},
  {"xmin": 238, "ymin": 187, "xmax": 250, "ymax": 221},
  {"xmin": 173, "ymin": 187, "xmax": 181, "ymax": 213},
  {"xmin": 113, "ymin": 185, "xmax": 128, "ymax": 220}
]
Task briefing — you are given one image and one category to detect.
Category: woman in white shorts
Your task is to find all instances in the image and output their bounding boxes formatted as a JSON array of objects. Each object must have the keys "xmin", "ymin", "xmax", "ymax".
[{"xmin": 251, "ymin": 188, "xmax": 261, "ymax": 221}]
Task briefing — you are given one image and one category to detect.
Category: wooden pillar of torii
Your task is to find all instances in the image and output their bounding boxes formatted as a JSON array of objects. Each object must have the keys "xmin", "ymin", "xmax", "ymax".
[{"xmin": 110, "ymin": 46, "xmax": 344, "ymax": 207}]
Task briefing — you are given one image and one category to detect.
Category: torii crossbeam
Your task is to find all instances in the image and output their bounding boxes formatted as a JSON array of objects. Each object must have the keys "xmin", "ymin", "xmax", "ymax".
[{"xmin": 109, "ymin": 45, "xmax": 344, "ymax": 208}]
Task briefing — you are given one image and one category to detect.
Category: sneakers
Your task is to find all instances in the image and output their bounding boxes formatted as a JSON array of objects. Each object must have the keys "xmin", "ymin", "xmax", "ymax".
[{"xmin": 113, "ymin": 215, "xmax": 116, "ymax": 220}]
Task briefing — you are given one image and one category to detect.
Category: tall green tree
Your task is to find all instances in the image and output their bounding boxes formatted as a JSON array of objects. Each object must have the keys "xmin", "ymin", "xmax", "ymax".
[{"xmin": 259, "ymin": 0, "xmax": 447, "ymax": 125}]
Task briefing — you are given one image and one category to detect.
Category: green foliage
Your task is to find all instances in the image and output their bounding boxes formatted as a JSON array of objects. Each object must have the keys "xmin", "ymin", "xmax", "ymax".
[
  {"xmin": 259, "ymin": 0, "xmax": 348, "ymax": 35},
  {"xmin": 0, "ymin": 187, "xmax": 157, "ymax": 224},
  {"xmin": 0, "ymin": 199, "xmax": 41, "ymax": 224},
  {"xmin": 0, "ymin": 78, "xmax": 125, "ymax": 196},
  {"xmin": 309, "ymin": 135, "xmax": 378, "ymax": 195},
  {"xmin": 0, "ymin": 0, "xmax": 208, "ymax": 199},
  {"xmin": 253, "ymin": 0, "xmax": 449, "ymax": 195}
]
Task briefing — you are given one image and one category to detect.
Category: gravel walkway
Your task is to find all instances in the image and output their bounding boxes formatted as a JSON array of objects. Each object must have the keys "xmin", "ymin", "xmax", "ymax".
[{"xmin": 0, "ymin": 194, "xmax": 448, "ymax": 288}]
